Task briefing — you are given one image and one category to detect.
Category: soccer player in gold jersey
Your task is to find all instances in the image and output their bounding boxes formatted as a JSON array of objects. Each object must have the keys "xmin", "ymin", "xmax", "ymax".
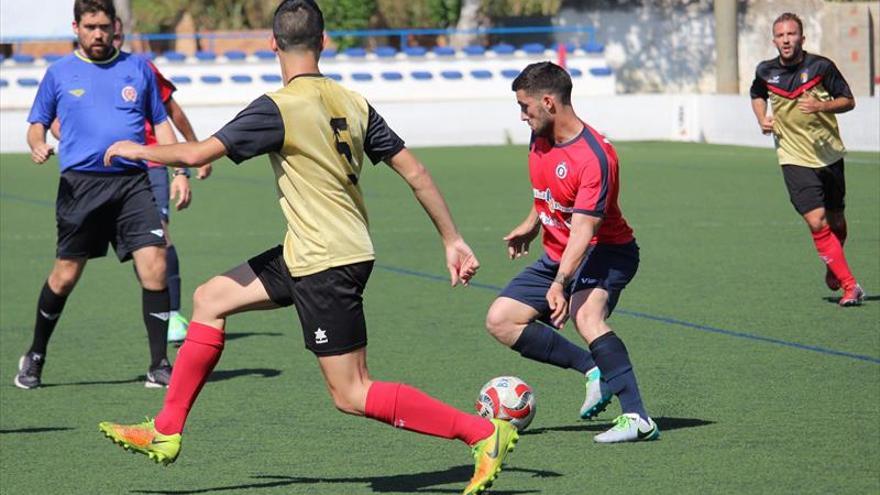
[
  {"xmin": 750, "ymin": 12, "xmax": 864, "ymax": 306},
  {"xmin": 96, "ymin": 1, "xmax": 517, "ymax": 493}
]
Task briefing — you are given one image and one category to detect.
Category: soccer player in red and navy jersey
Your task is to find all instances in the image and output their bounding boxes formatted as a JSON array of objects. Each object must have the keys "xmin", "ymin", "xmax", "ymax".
[{"xmin": 485, "ymin": 62, "xmax": 658, "ymax": 443}]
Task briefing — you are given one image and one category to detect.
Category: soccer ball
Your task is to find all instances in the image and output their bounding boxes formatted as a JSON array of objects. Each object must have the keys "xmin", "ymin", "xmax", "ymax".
[{"xmin": 475, "ymin": 376, "xmax": 536, "ymax": 431}]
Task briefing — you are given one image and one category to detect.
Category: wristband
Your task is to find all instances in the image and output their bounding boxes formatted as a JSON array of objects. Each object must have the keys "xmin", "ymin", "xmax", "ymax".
[{"xmin": 173, "ymin": 168, "xmax": 190, "ymax": 178}]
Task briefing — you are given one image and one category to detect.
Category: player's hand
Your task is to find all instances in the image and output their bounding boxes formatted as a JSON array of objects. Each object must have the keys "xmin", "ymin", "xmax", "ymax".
[
  {"xmin": 31, "ymin": 143, "xmax": 55, "ymax": 164},
  {"xmin": 546, "ymin": 282, "xmax": 568, "ymax": 329},
  {"xmin": 445, "ymin": 237, "xmax": 480, "ymax": 287},
  {"xmin": 759, "ymin": 115, "xmax": 775, "ymax": 135},
  {"xmin": 196, "ymin": 163, "xmax": 213, "ymax": 180},
  {"xmin": 797, "ymin": 94, "xmax": 824, "ymax": 114},
  {"xmin": 104, "ymin": 140, "xmax": 142, "ymax": 166},
  {"xmin": 503, "ymin": 222, "xmax": 540, "ymax": 260},
  {"xmin": 170, "ymin": 174, "xmax": 192, "ymax": 210}
]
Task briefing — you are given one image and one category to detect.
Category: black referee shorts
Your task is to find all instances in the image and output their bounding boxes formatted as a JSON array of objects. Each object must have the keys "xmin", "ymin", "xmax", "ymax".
[
  {"xmin": 781, "ymin": 160, "xmax": 846, "ymax": 215},
  {"xmin": 247, "ymin": 245, "xmax": 373, "ymax": 356},
  {"xmin": 56, "ymin": 170, "xmax": 165, "ymax": 262}
]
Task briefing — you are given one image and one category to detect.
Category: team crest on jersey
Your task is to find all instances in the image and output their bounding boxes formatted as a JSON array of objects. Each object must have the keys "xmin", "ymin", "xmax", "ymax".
[
  {"xmin": 68, "ymin": 89, "xmax": 85, "ymax": 97},
  {"xmin": 121, "ymin": 85, "xmax": 137, "ymax": 102},
  {"xmin": 800, "ymin": 71, "xmax": 809, "ymax": 83},
  {"xmin": 555, "ymin": 161, "xmax": 568, "ymax": 179}
]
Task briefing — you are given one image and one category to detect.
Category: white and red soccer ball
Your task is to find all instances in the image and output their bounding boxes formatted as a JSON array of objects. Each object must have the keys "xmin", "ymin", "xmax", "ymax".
[{"xmin": 475, "ymin": 376, "xmax": 536, "ymax": 431}]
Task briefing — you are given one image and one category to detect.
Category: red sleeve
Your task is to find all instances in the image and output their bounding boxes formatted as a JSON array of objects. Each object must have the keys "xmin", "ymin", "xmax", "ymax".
[
  {"xmin": 573, "ymin": 159, "xmax": 608, "ymax": 217},
  {"xmin": 147, "ymin": 60, "xmax": 176, "ymax": 103}
]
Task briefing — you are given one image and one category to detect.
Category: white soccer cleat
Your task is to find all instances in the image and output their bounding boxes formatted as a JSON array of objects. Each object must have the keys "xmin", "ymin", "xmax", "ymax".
[
  {"xmin": 579, "ymin": 366, "xmax": 612, "ymax": 420},
  {"xmin": 594, "ymin": 413, "xmax": 660, "ymax": 443}
]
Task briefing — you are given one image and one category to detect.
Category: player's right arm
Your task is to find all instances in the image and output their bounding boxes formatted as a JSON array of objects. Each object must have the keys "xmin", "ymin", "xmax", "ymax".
[
  {"xmin": 26, "ymin": 68, "xmax": 57, "ymax": 164},
  {"xmin": 104, "ymin": 137, "xmax": 227, "ymax": 169},
  {"xmin": 387, "ymin": 149, "xmax": 480, "ymax": 287},
  {"xmin": 27, "ymin": 124, "xmax": 54, "ymax": 164},
  {"xmin": 504, "ymin": 206, "xmax": 540, "ymax": 260},
  {"xmin": 749, "ymin": 67, "xmax": 774, "ymax": 135}
]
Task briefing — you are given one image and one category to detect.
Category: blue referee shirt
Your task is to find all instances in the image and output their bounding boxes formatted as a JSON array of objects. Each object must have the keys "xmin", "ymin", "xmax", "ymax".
[{"xmin": 27, "ymin": 50, "xmax": 168, "ymax": 173}]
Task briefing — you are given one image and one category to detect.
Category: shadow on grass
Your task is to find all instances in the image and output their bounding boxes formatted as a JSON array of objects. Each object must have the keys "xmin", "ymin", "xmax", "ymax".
[
  {"xmin": 524, "ymin": 416, "xmax": 715, "ymax": 435},
  {"xmin": 38, "ymin": 368, "xmax": 280, "ymax": 388},
  {"xmin": 131, "ymin": 465, "xmax": 556, "ymax": 494},
  {"xmin": 224, "ymin": 332, "xmax": 284, "ymax": 342},
  {"xmin": 0, "ymin": 426, "xmax": 74, "ymax": 434},
  {"xmin": 822, "ymin": 295, "xmax": 879, "ymax": 304}
]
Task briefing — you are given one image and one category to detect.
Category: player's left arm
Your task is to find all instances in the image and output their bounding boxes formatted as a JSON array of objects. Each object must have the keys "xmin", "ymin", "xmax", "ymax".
[
  {"xmin": 547, "ymin": 213, "xmax": 601, "ymax": 328},
  {"xmin": 104, "ymin": 137, "xmax": 228, "ymax": 169},
  {"xmin": 166, "ymin": 97, "xmax": 212, "ymax": 179},
  {"xmin": 388, "ymin": 148, "xmax": 479, "ymax": 287}
]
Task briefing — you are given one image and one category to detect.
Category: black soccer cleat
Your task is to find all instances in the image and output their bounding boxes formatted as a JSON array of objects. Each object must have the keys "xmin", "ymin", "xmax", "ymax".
[
  {"xmin": 145, "ymin": 358, "xmax": 172, "ymax": 388},
  {"xmin": 14, "ymin": 352, "xmax": 45, "ymax": 390}
]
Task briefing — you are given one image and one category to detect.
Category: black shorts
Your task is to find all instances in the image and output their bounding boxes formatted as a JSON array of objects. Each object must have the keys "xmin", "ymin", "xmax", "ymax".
[
  {"xmin": 781, "ymin": 160, "xmax": 846, "ymax": 215},
  {"xmin": 56, "ymin": 170, "xmax": 165, "ymax": 262},
  {"xmin": 247, "ymin": 245, "xmax": 373, "ymax": 356}
]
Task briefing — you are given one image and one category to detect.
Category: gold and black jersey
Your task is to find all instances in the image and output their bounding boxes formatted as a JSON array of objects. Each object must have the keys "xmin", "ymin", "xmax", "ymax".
[
  {"xmin": 213, "ymin": 74, "xmax": 405, "ymax": 276},
  {"xmin": 750, "ymin": 52, "xmax": 852, "ymax": 168}
]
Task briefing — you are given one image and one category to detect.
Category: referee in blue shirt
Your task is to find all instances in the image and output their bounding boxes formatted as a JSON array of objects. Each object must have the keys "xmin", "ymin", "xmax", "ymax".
[{"xmin": 14, "ymin": 0, "xmax": 177, "ymax": 390}]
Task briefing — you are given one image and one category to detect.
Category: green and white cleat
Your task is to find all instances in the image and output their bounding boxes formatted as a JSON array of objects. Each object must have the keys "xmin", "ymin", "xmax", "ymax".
[
  {"xmin": 167, "ymin": 311, "xmax": 189, "ymax": 343},
  {"xmin": 98, "ymin": 418, "xmax": 181, "ymax": 465},
  {"xmin": 579, "ymin": 366, "xmax": 612, "ymax": 420},
  {"xmin": 463, "ymin": 419, "xmax": 519, "ymax": 495},
  {"xmin": 594, "ymin": 413, "xmax": 660, "ymax": 443}
]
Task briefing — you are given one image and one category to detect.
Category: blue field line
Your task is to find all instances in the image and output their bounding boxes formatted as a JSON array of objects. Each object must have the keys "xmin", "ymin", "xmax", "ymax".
[
  {"xmin": 0, "ymin": 193, "xmax": 54, "ymax": 207},
  {"xmin": 375, "ymin": 264, "xmax": 880, "ymax": 365}
]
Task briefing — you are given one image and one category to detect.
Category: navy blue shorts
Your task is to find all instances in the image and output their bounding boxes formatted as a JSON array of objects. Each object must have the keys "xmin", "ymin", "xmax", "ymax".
[
  {"xmin": 147, "ymin": 167, "xmax": 170, "ymax": 222},
  {"xmin": 499, "ymin": 240, "xmax": 639, "ymax": 323}
]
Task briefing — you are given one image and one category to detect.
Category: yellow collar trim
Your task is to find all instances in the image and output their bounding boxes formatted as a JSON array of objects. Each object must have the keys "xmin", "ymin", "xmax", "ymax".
[{"xmin": 74, "ymin": 48, "xmax": 120, "ymax": 65}]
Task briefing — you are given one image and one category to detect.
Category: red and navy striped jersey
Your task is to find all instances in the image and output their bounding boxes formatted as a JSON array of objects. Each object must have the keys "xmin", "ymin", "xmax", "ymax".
[{"xmin": 529, "ymin": 123, "xmax": 634, "ymax": 262}]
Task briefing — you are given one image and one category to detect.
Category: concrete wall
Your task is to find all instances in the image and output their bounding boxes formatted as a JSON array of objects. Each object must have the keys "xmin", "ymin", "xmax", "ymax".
[{"xmin": 559, "ymin": 0, "xmax": 877, "ymax": 95}]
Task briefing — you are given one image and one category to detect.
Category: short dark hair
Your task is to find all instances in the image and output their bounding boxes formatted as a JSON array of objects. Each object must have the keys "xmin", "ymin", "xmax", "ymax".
[
  {"xmin": 273, "ymin": 0, "xmax": 324, "ymax": 53},
  {"xmin": 74, "ymin": 0, "xmax": 116, "ymax": 22},
  {"xmin": 773, "ymin": 12, "xmax": 803, "ymax": 36},
  {"xmin": 511, "ymin": 61, "xmax": 573, "ymax": 105}
]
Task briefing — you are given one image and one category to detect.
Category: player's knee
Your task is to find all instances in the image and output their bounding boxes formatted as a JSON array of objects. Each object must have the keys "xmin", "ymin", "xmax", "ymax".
[
  {"xmin": 485, "ymin": 309, "xmax": 514, "ymax": 342},
  {"xmin": 48, "ymin": 271, "xmax": 78, "ymax": 295},
  {"xmin": 192, "ymin": 281, "xmax": 221, "ymax": 316},
  {"xmin": 574, "ymin": 311, "xmax": 606, "ymax": 341}
]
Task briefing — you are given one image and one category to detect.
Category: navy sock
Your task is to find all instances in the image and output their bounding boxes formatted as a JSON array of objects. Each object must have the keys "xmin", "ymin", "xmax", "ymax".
[
  {"xmin": 29, "ymin": 282, "xmax": 69, "ymax": 355},
  {"xmin": 142, "ymin": 288, "xmax": 170, "ymax": 367},
  {"xmin": 589, "ymin": 332, "xmax": 649, "ymax": 420},
  {"xmin": 166, "ymin": 245, "xmax": 181, "ymax": 312},
  {"xmin": 512, "ymin": 321, "xmax": 595, "ymax": 374}
]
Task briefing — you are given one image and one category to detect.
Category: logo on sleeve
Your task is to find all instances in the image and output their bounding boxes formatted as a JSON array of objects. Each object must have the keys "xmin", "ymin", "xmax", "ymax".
[
  {"xmin": 121, "ymin": 85, "xmax": 138, "ymax": 102},
  {"xmin": 768, "ymin": 75, "xmax": 780, "ymax": 84},
  {"xmin": 555, "ymin": 161, "xmax": 568, "ymax": 179},
  {"xmin": 68, "ymin": 89, "xmax": 86, "ymax": 97},
  {"xmin": 314, "ymin": 328, "xmax": 328, "ymax": 344}
]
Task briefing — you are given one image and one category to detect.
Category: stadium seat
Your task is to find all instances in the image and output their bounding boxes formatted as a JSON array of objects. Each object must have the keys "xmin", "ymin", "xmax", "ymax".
[
  {"xmin": 568, "ymin": 68, "xmax": 583, "ymax": 78},
  {"xmin": 470, "ymin": 70, "xmax": 493, "ymax": 80},
  {"xmin": 230, "ymin": 75, "xmax": 252, "ymax": 84},
  {"xmin": 195, "ymin": 51, "xmax": 216, "ymax": 61},
  {"xmin": 322, "ymin": 48, "xmax": 338, "ymax": 58},
  {"xmin": 43, "ymin": 53, "xmax": 64, "ymax": 63},
  {"xmin": 463, "ymin": 45, "xmax": 486, "ymax": 56},
  {"xmin": 351, "ymin": 72, "xmax": 373, "ymax": 81},
  {"xmin": 501, "ymin": 69, "xmax": 520, "ymax": 79},
  {"xmin": 0, "ymin": 79, "xmax": 8, "ymax": 87},
  {"xmin": 170, "ymin": 76, "xmax": 192, "ymax": 84},
  {"xmin": 432, "ymin": 46, "xmax": 456, "ymax": 57},
  {"xmin": 440, "ymin": 70, "xmax": 463, "ymax": 80},
  {"xmin": 254, "ymin": 49, "xmax": 276, "ymax": 60},
  {"xmin": 490, "ymin": 43, "xmax": 515, "ymax": 55},
  {"xmin": 589, "ymin": 67, "xmax": 613, "ymax": 76},
  {"xmin": 261, "ymin": 74, "xmax": 282, "ymax": 83},
  {"xmin": 375, "ymin": 46, "xmax": 397, "ymax": 58},
  {"xmin": 411, "ymin": 71, "xmax": 433, "ymax": 80},
  {"xmin": 0, "ymin": 55, "xmax": 5, "ymax": 63},
  {"xmin": 520, "ymin": 43, "xmax": 545, "ymax": 54},
  {"xmin": 12, "ymin": 54, "xmax": 35, "ymax": 64},
  {"xmin": 381, "ymin": 71, "xmax": 403, "ymax": 81},
  {"xmin": 224, "ymin": 50, "xmax": 247, "ymax": 61},
  {"xmin": 163, "ymin": 51, "xmax": 187, "ymax": 62},
  {"xmin": 17, "ymin": 78, "xmax": 40, "ymax": 87},
  {"xmin": 200, "ymin": 75, "xmax": 222, "ymax": 84},
  {"xmin": 326, "ymin": 73, "xmax": 342, "ymax": 81},
  {"xmin": 344, "ymin": 47, "xmax": 367, "ymax": 58},
  {"xmin": 583, "ymin": 41, "xmax": 605, "ymax": 54},
  {"xmin": 403, "ymin": 46, "xmax": 427, "ymax": 57}
]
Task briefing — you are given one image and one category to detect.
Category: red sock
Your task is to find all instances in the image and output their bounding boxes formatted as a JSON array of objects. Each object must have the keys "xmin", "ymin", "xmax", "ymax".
[
  {"xmin": 364, "ymin": 381, "xmax": 494, "ymax": 446},
  {"xmin": 812, "ymin": 226, "xmax": 856, "ymax": 289},
  {"xmin": 155, "ymin": 321, "xmax": 225, "ymax": 435}
]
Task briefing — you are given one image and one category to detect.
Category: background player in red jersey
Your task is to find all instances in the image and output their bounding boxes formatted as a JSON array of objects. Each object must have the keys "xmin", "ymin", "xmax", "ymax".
[
  {"xmin": 485, "ymin": 61, "xmax": 658, "ymax": 443},
  {"xmin": 750, "ymin": 12, "xmax": 863, "ymax": 306}
]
